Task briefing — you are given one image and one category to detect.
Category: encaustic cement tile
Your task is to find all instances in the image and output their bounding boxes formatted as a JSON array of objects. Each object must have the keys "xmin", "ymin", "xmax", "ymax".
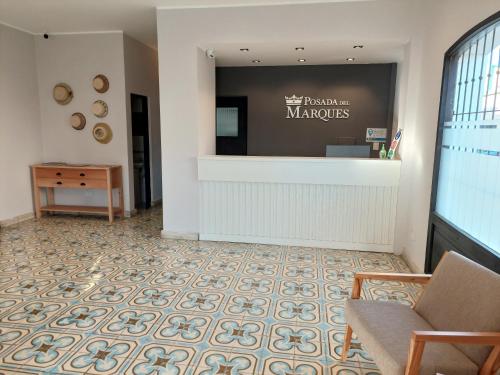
[{"xmin": 0, "ymin": 206, "xmax": 417, "ymax": 374}]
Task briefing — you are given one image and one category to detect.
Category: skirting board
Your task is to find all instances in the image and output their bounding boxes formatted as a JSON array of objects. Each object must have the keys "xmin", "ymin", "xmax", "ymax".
[
  {"xmin": 151, "ymin": 199, "xmax": 162, "ymax": 207},
  {"xmin": 161, "ymin": 230, "xmax": 199, "ymax": 241},
  {"xmin": 124, "ymin": 209, "xmax": 137, "ymax": 218},
  {"xmin": 0, "ymin": 212, "xmax": 34, "ymax": 228},
  {"xmin": 401, "ymin": 252, "xmax": 424, "ymax": 273},
  {"xmin": 199, "ymin": 234, "xmax": 393, "ymax": 253}
]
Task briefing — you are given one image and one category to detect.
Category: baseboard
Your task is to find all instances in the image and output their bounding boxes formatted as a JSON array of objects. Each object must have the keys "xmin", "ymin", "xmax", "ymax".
[
  {"xmin": 199, "ymin": 233, "xmax": 394, "ymax": 253},
  {"xmin": 124, "ymin": 209, "xmax": 137, "ymax": 218},
  {"xmin": 0, "ymin": 212, "xmax": 34, "ymax": 228},
  {"xmin": 161, "ymin": 230, "xmax": 199, "ymax": 241},
  {"xmin": 151, "ymin": 199, "xmax": 162, "ymax": 207},
  {"xmin": 401, "ymin": 252, "xmax": 424, "ymax": 273}
]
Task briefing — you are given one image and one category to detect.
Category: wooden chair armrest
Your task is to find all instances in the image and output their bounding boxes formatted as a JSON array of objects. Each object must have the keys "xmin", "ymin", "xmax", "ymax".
[
  {"xmin": 355, "ymin": 272, "xmax": 432, "ymax": 284},
  {"xmin": 351, "ymin": 272, "xmax": 432, "ymax": 299},
  {"xmin": 412, "ymin": 330, "xmax": 500, "ymax": 345},
  {"xmin": 405, "ymin": 331, "xmax": 500, "ymax": 375}
]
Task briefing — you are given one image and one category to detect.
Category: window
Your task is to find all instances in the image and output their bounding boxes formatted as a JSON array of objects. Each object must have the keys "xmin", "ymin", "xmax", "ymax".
[
  {"xmin": 434, "ymin": 19, "xmax": 500, "ymax": 255},
  {"xmin": 216, "ymin": 107, "xmax": 239, "ymax": 137}
]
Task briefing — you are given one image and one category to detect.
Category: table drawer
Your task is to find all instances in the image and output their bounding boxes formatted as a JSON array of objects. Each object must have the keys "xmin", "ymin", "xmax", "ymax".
[
  {"xmin": 35, "ymin": 168, "xmax": 107, "ymax": 180},
  {"xmin": 37, "ymin": 178, "xmax": 108, "ymax": 189}
]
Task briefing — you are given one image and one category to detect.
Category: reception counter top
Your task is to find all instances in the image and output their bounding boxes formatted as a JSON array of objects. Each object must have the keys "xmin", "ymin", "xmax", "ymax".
[
  {"xmin": 198, "ymin": 155, "xmax": 401, "ymax": 186},
  {"xmin": 197, "ymin": 155, "xmax": 401, "ymax": 252}
]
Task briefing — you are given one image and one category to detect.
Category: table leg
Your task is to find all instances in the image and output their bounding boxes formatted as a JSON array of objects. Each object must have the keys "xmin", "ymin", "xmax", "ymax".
[
  {"xmin": 106, "ymin": 169, "xmax": 114, "ymax": 223},
  {"xmin": 32, "ymin": 168, "xmax": 42, "ymax": 219}
]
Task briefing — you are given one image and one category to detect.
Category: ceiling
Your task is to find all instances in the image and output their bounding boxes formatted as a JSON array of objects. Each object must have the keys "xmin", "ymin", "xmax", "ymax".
[
  {"xmin": 0, "ymin": 0, "xmax": 371, "ymax": 48},
  {"xmin": 210, "ymin": 41, "xmax": 404, "ymax": 67}
]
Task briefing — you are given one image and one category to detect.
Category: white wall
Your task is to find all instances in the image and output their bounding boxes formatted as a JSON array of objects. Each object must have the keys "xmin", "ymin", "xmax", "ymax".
[
  {"xmin": 34, "ymin": 32, "xmax": 132, "ymax": 212},
  {"xmin": 395, "ymin": 0, "xmax": 500, "ymax": 272},
  {"xmin": 157, "ymin": 0, "xmax": 499, "ymax": 269},
  {"xmin": 0, "ymin": 24, "xmax": 42, "ymax": 223},
  {"xmin": 157, "ymin": 0, "xmax": 414, "ymax": 238},
  {"xmin": 124, "ymin": 35, "xmax": 162, "ymax": 204}
]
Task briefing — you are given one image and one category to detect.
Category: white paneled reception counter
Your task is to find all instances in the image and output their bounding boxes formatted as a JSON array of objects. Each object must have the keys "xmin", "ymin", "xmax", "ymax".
[{"xmin": 198, "ymin": 156, "xmax": 401, "ymax": 252}]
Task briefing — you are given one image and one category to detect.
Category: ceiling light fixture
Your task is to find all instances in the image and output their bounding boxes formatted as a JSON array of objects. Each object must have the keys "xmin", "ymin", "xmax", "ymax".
[
  {"xmin": 240, "ymin": 48, "xmax": 249, "ymax": 52},
  {"xmin": 346, "ymin": 57, "xmax": 355, "ymax": 62},
  {"xmin": 252, "ymin": 59, "xmax": 262, "ymax": 63},
  {"xmin": 298, "ymin": 58, "xmax": 306, "ymax": 62},
  {"xmin": 353, "ymin": 45, "xmax": 364, "ymax": 49},
  {"xmin": 295, "ymin": 47, "xmax": 305, "ymax": 51}
]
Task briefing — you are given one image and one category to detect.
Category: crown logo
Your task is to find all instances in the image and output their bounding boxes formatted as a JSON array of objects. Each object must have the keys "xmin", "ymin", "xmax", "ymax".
[{"xmin": 285, "ymin": 95, "xmax": 303, "ymax": 106}]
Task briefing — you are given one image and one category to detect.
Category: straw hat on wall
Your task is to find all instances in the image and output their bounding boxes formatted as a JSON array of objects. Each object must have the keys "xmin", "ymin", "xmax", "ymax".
[
  {"xmin": 92, "ymin": 100, "xmax": 108, "ymax": 118},
  {"xmin": 93, "ymin": 123, "xmax": 112, "ymax": 144},
  {"xmin": 70, "ymin": 112, "xmax": 86, "ymax": 130},
  {"xmin": 53, "ymin": 83, "xmax": 73, "ymax": 105},
  {"xmin": 92, "ymin": 74, "xmax": 109, "ymax": 93}
]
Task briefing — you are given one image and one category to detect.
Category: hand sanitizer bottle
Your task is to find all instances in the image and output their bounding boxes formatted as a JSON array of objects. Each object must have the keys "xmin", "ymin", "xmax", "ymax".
[{"xmin": 379, "ymin": 144, "xmax": 387, "ymax": 159}]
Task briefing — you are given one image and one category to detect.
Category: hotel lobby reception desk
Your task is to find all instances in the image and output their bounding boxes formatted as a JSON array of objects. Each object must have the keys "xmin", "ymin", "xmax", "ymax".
[{"xmin": 198, "ymin": 156, "xmax": 401, "ymax": 252}]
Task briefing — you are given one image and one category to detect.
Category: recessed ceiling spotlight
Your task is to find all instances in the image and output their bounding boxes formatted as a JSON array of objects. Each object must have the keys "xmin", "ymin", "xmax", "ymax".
[
  {"xmin": 353, "ymin": 45, "xmax": 364, "ymax": 49},
  {"xmin": 295, "ymin": 47, "xmax": 305, "ymax": 51},
  {"xmin": 346, "ymin": 57, "xmax": 355, "ymax": 62},
  {"xmin": 298, "ymin": 58, "xmax": 306, "ymax": 62},
  {"xmin": 252, "ymin": 59, "xmax": 262, "ymax": 63},
  {"xmin": 240, "ymin": 48, "xmax": 249, "ymax": 52}
]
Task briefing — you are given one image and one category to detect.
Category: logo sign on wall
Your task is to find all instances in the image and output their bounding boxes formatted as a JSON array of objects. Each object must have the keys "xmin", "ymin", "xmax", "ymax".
[{"xmin": 285, "ymin": 94, "xmax": 350, "ymax": 122}]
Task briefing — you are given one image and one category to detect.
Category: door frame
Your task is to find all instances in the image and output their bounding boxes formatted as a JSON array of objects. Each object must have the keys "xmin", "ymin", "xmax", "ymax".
[{"xmin": 425, "ymin": 11, "xmax": 500, "ymax": 273}]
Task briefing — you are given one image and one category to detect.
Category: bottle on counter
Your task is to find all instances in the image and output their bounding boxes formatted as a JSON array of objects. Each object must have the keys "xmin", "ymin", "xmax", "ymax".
[{"xmin": 379, "ymin": 144, "xmax": 387, "ymax": 159}]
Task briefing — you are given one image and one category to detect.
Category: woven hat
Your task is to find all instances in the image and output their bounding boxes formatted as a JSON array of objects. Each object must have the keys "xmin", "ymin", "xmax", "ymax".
[
  {"xmin": 53, "ymin": 83, "xmax": 73, "ymax": 105},
  {"xmin": 92, "ymin": 74, "xmax": 109, "ymax": 93},
  {"xmin": 70, "ymin": 112, "xmax": 86, "ymax": 130},
  {"xmin": 93, "ymin": 123, "xmax": 112, "ymax": 144},
  {"xmin": 92, "ymin": 100, "xmax": 108, "ymax": 118}
]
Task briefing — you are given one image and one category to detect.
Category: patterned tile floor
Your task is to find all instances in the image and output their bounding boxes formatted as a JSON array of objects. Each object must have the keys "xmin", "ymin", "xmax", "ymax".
[{"xmin": 0, "ymin": 207, "xmax": 421, "ymax": 375}]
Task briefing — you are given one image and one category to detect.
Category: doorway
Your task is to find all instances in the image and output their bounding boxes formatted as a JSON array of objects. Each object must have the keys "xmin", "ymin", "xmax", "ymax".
[
  {"xmin": 131, "ymin": 94, "xmax": 151, "ymax": 209},
  {"xmin": 216, "ymin": 96, "xmax": 248, "ymax": 155}
]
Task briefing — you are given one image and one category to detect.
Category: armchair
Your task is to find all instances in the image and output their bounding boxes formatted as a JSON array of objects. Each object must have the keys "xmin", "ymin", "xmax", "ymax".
[{"xmin": 341, "ymin": 251, "xmax": 500, "ymax": 375}]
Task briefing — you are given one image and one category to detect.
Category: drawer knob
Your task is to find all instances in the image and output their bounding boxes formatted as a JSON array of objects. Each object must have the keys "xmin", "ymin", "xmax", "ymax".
[
  {"xmin": 56, "ymin": 181, "xmax": 62, "ymax": 185},
  {"xmin": 80, "ymin": 173, "xmax": 86, "ymax": 177},
  {"xmin": 80, "ymin": 182, "xmax": 86, "ymax": 186},
  {"xmin": 56, "ymin": 172, "xmax": 62, "ymax": 176}
]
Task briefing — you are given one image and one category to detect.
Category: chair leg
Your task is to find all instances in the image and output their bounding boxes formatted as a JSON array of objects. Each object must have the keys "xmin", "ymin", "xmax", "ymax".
[
  {"xmin": 405, "ymin": 336, "xmax": 425, "ymax": 375},
  {"xmin": 341, "ymin": 325, "xmax": 353, "ymax": 361}
]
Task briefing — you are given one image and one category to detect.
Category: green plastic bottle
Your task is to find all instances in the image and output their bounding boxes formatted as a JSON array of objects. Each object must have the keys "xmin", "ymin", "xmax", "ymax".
[{"xmin": 379, "ymin": 144, "xmax": 387, "ymax": 159}]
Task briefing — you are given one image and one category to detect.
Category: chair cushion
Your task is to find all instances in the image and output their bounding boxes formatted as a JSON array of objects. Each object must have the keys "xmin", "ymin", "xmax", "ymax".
[
  {"xmin": 415, "ymin": 251, "xmax": 500, "ymax": 365},
  {"xmin": 345, "ymin": 299, "xmax": 478, "ymax": 375}
]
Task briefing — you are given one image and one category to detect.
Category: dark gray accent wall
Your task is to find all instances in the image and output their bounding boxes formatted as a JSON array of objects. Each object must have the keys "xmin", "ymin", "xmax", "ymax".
[{"xmin": 216, "ymin": 63, "xmax": 397, "ymax": 157}]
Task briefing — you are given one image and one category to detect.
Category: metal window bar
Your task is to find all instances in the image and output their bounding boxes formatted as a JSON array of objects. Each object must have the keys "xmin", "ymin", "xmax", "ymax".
[
  {"xmin": 451, "ymin": 21, "xmax": 500, "ymax": 120},
  {"xmin": 483, "ymin": 26, "xmax": 496, "ymax": 120},
  {"xmin": 474, "ymin": 34, "xmax": 487, "ymax": 121},
  {"xmin": 461, "ymin": 42, "xmax": 473, "ymax": 121},
  {"xmin": 492, "ymin": 29, "xmax": 500, "ymax": 119},
  {"xmin": 453, "ymin": 54, "xmax": 464, "ymax": 121}
]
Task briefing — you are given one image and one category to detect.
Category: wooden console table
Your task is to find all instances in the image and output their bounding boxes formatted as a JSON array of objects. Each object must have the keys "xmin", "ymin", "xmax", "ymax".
[{"xmin": 32, "ymin": 163, "xmax": 124, "ymax": 223}]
